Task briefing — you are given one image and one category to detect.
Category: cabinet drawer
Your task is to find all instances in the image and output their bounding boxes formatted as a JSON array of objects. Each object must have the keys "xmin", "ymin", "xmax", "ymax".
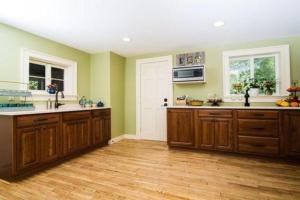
[
  {"xmin": 92, "ymin": 109, "xmax": 110, "ymax": 117},
  {"xmin": 198, "ymin": 110, "xmax": 232, "ymax": 118},
  {"xmin": 17, "ymin": 114, "xmax": 60, "ymax": 128},
  {"xmin": 238, "ymin": 119, "xmax": 278, "ymax": 137},
  {"xmin": 63, "ymin": 111, "xmax": 91, "ymax": 121},
  {"xmin": 237, "ymin": 110, "xmax": 279, "ymax": 119},
  {"xmin": 238, "ymin": 136, "xmax": 279, "ymax": 156}
]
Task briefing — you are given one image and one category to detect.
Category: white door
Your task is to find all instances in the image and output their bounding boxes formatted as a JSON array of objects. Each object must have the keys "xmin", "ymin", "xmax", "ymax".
[{"xmin": 137, "ymin": 56, "xmax": 173, "ymax": 141}]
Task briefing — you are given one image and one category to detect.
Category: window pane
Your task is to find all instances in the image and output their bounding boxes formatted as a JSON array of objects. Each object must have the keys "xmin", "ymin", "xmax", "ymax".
[
  {"xmin": 51, "ymin": 80, "xmax": 64, "ymax": 91},
  {"xmin": 254, "ymin": 56, "xmax": 276, "ymax": 94},
  {"xmin": 29, "ymin": 63, "xmax": 46, "ymax": 77},
  {"xmin": 229, "ymin": 59, "xmax": 251, "ymax": 94},
  {"xmin": 29, "ymin": 77, "xmax": 45, "ymax": 90},
  {"xmin": 51, "ymin": 67, "xmax": 64, "ymax": 80}
]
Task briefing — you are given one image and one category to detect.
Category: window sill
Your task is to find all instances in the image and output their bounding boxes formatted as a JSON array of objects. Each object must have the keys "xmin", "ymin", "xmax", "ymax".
[{"xmin": 223, "ymin": 95, "xmax": 284, "ymax": 103}]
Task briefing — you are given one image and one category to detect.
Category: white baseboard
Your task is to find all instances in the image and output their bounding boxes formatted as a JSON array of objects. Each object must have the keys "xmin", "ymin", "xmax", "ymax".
[{"xmin": 109, "ymin": 134, "xmax": 138, "ymax": 144}]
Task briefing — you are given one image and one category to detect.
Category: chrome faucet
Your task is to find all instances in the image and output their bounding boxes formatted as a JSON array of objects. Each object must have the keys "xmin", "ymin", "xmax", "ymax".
[{"xmin": 55, "ymin": 90, "xmax": 65, "ymax": 109}]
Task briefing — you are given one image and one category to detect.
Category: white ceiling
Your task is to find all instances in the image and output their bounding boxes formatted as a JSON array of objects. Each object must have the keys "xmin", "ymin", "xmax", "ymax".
[{"xmin": 0, "ymin": 0, "xmax": 300, "ymax": 57}]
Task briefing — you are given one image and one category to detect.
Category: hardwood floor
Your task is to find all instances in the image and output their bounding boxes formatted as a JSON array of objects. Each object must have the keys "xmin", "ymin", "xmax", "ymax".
[{"xmin": 0, "ymin": 139, "xmax": 300, "ymax": 200}]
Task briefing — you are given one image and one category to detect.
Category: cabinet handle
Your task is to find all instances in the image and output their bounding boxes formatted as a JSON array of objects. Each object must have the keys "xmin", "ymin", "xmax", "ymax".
[
  {"xmin": 253, "ymin": 113, "xmax": 264, "ymax": 117},
  {"xmin": 252, "ymin": 143, "xmax": 265, "ymax": 147},
  {"xmin": 34, "ymin": 118, "xmax": 49, "ymax": 122},
  {"xmin": 252, "ymin": 127, "xmax": 265, "ymax": 130},
  {"xmin": 209, "ymin": 113, "xmax": 220, "ymax": 115}
]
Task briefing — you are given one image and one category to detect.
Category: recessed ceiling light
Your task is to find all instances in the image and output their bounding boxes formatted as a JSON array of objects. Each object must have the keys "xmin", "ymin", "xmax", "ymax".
[
  {"xmin": 213, "ymin": 21, "xmax": 225, "ymax": 27},
  {"xmin": 122, "ymin": 37, "xmax": 131, "ymax": 42}
]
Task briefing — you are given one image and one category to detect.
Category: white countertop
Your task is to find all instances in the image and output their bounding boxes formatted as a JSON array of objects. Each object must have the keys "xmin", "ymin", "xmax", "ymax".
[
  {"xmin": 0, "ymin": 105, "xmax": 110, "ymax": 116},
  {"xmin": 168, "ymin": 105, "xmax": 300, "ymax": 110}
]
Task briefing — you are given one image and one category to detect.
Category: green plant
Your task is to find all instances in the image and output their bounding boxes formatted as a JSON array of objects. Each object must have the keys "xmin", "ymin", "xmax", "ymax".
[{"xmin": 29, "ymin": 80, "xmax": 38, "ymax": 90}]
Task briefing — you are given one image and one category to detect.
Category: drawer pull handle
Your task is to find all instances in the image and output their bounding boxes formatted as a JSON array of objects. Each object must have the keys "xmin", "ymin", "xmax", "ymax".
[
  {"xmin": 252, "ymin": 127, "xmax": 265, "ymax": 130},
  {"xmin": 209, "ymin": 113, "xmax": 220, "ymax": 115},
  {"xmin": 254, "ymin": 113, "xmax": 264, "ymax": 117},
  {"xmin": 34, "ymin": 118, "xmax": 49, "ymax": 122}
]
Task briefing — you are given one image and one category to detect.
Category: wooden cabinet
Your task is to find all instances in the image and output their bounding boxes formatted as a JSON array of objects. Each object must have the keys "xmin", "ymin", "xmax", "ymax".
[
  {"xmin": 16, "ymin": 127, "xmax": 40, "ymax": 172},
  {"xmin": 284, "ymin": 111, "xmax": 300, "ymax": 156},
  {"xmin": 91, "ymin": 109, "xmax": 111, "ymax": 145},
  {"xmin": 214, "ymin": 118, "xmax": 233, "ymax": 151},
  {"xmin": 167, "ymin": 109, "xmax": 194, "ymax": 147},
  {"xmin": 195, "ymin": 110, "xmax": 233, "ymax": 152},
  {"xmin": 62, "ymin": 112, "xmax": 91, "ymax": 156},
  {"xmin": 62, "ymin": 121, "xmax": 78, "ymax": 156},
  {"xmin": 236, "ymin": 110, "xmax": 280, "ymax": 156},
  {"xmin": 2, "ymin": 109, "xmax": 112, "ymax": 179},
  {"xmin": 16, "ymin": 121, "xmax": 60, "ymax": 173},
  {"xmin": 40, "ymin": 124, "xmax": 60, "ymax": 163}
]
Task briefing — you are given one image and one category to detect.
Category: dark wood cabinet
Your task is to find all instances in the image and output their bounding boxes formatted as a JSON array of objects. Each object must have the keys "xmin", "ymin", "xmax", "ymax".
[
  {"xmin": 167, "ymin": 108, "xmax": 299, "ymax": 158},
  {"xmin": 0, "ymin": 108, "xmax": 111, "ymax": 180},
  {"xmin": 91, "ymin": 109, "xmax": 111, "ymax": 145},
  {"xmin": 196, "ymin": 118, "xmax": 215, "ymax": 149},
  {"xmin": 284, "ymin": 111, "xmax": 300, "ymax": 156},
  {"xmin": 16, "ymin": 127, "xmax": 40, "ymax": 172},
  {"xmin": 40, "ymin": 124, "xmax": 60, "ymax": 163},
  {"xmin": 167, "ymin": 109, "xmax": 194, "ymax": 147},
  {"xmin": 195, "ymin": 110, "xmax": 233, "ymax": 152},
  {"xmin": 62, "ymin": 121, "xmax": 78, "ymax": 156},
  {"xmin": 214, "ymin": 118, "xmax": 233, "ymax": 151}
]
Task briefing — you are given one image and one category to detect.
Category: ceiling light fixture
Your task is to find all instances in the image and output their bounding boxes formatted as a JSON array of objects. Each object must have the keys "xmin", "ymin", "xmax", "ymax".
[
  {"xmin": 122, "ymin": 37, "xmax": 131, "ymax": 42},
  {"xmin": 213, "ymin": 21, "xmax": 225, "ymax": 27}
]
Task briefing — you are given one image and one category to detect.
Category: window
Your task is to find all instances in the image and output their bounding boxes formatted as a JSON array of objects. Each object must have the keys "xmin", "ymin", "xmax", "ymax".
[
  {"xmin": 223, "ymin": 45, "xmax": 290, "ymax": 102},
  {"xmin": 29, "ymin": 60, "xmax": 65, "ymax": 91},
  {"xmin": 21, "ymin": 49, "xmax": 77, "ymax": 100}
]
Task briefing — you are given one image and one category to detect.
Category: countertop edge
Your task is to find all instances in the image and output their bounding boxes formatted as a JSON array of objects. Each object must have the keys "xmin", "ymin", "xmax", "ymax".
[
  {"xmin": 167, "ymin": 106, "xmax": 300, "ymax": 110},
  {"xmin": 0, "ymin": 107, "xmax": 111, "ymax": 116}
]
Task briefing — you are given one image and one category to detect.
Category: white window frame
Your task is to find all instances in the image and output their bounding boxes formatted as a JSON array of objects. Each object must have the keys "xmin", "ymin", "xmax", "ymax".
[
  {"xmin": 20, "ymin": 48, "xmax": 77, "ymax": 101},
  {"xmin": 223, "ymin": 45, "xmax": 290, "ymax": 102}
]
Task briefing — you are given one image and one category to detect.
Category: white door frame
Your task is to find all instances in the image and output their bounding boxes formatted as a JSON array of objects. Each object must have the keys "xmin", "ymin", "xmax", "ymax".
[{"xmin": 136, "ymin": 56, "xmax": 173, "ymax": 140}]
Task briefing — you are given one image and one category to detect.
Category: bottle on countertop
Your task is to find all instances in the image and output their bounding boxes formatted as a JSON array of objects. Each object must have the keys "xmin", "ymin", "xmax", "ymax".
[
  {"xmin": 47, "ymin": 98, "xmax": 52, "ymax": 109},
  {"xmin": 79, "ymin": 96, "xmax": 86, "ymax": 107}
]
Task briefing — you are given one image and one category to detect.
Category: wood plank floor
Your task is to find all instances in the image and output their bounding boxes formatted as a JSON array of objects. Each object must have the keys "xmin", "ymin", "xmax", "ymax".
[{"xmin": 0, "ymin": 140, "xmax": 300, "ymax": 200}]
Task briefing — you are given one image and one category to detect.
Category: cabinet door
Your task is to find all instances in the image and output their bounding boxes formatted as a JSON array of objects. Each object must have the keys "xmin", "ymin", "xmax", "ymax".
[
  {"xmin": 40, "ymin": 124, "xmax": 60, "ymax": 162},
  {"xmin": 167, "ymin": 109, "xmax": 194, "ymax": 147},
  {"xmin": 16, "ymin": 127, "xmax": 40, "ymax": 171},
  {"xmin": 196, "ymin": 118, "xmax": 215, "ymax": 149},
  {"xmin": 104, "ymin": 116, "xmax": 111, "ymax": 143},
  {"xmin": 284, "ymin": 112, "xmax": 300, "ymax": 156},
  {"xmin": 62, "ymin": 121, "xmax": 78, "ymax": 156},
  {"xmin": 214, "ymin": 118, "xmax": 233, "ymax": 151},
  {"xmin": 92, "ymin": 117, "xmax": 105, "ymax": 145},
  {"xmin": 77, "ymin": 119, "xmax": 91, "ymax": 149}
]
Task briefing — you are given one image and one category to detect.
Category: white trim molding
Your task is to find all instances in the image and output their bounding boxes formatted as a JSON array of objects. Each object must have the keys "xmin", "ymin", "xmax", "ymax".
[
  {"xmin": 109, "ymin": 134, "xmax": 139, "ymax": 144},
  {"xmin": 136, "ymin": 56, "xmax": 173, "ymax": 140},
  {"xmin": 20, "ymin": 48, "xmax": 78, "ymax": 101},
  {"xmin": 223, "ymin": 45, "xmax": 290, "ymax": 102}
]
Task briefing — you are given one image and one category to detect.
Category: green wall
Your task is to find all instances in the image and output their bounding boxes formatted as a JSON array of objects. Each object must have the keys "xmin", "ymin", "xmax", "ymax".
[
  {"xmin": 90, "ymin": 51, "xmax": 125, "ymax": 138},
  {"xmin": 90, "ymin": 52, "xmax": 111, "ymax": 105},
  {"xmin": 110, "ymin": 52, "xmax": 125, "ymax": 138},
  {"xmin": 124, "ymin": 36, "xmax": 300, "ymax": 135},
  {"xmin": 0, "ymin": 23, "xmax": 91, "ymax": 98}
]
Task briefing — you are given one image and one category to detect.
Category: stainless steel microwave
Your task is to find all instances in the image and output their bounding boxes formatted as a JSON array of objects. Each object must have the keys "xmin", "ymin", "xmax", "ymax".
[{"xmin": 173, "ymin": 65, "xmax": 205, "ymax": 82}]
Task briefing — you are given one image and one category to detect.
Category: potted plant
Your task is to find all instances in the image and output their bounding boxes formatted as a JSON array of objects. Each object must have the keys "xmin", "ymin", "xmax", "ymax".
[
  {"xmin": 262, "ymin": 79, "xmax": 276, "ymax": 95},
  {"xmin": 249, "ymin": 78, "xmax": 260, "ymax": 96},
  {"xmin": 47, "ymin": 84, "xmax": 57, "ymax": 94}
]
